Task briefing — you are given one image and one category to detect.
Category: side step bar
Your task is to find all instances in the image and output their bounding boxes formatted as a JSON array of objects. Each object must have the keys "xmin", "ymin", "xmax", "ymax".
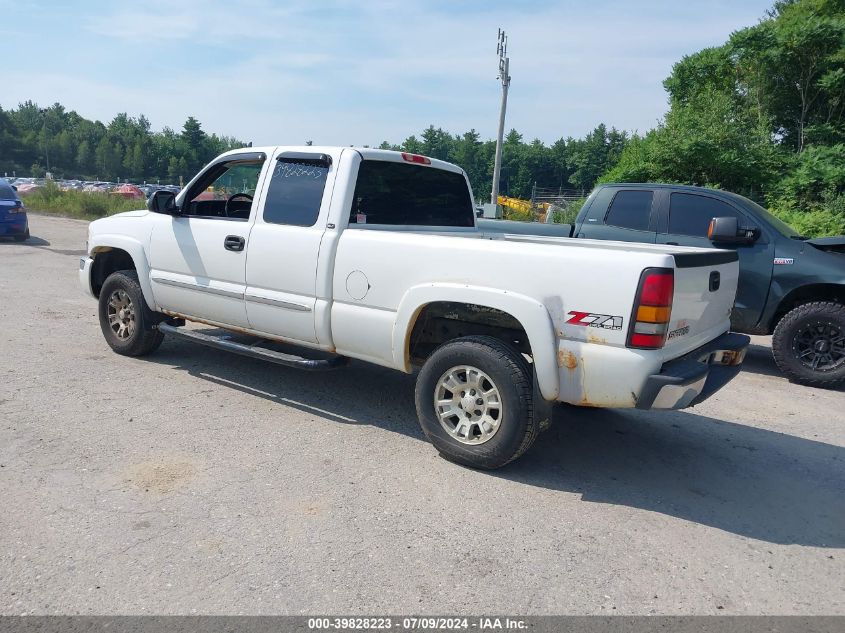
[{"xmin": 157, "ymin": 323, "xmax": 348, "ymax": 371}]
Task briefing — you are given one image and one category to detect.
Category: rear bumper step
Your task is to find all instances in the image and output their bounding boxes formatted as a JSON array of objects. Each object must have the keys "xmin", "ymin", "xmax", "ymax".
[
  {"xmin": 636, "ymin": 332, "xmax": 750, "ymax": 410},
  {"xmin": 157, "ymin": 323, "xmax": 348, "ymax": 371}
]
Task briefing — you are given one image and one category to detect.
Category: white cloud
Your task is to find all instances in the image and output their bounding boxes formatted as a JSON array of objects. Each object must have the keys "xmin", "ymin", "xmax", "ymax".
[{"xmin": 6, "ymin": 0, "xmax": 773, "ymax": 146}]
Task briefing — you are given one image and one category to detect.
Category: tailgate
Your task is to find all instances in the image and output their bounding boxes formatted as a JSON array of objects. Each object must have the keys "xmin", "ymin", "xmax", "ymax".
[{"xmin": 663, "ymin": 250, "xmax": 739, "ymax": 357}]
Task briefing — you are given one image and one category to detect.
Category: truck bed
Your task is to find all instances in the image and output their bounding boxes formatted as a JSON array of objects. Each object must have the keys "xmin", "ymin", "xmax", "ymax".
[{"xmin": 476, "ymin": 218, "xmax": 572, "ymax": 238}]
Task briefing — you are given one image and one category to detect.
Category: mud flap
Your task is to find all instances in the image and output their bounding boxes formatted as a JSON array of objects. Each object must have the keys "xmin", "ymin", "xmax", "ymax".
[{"xmin": 533, "ymin": 369, "xmax": 554, "ymax": 432}]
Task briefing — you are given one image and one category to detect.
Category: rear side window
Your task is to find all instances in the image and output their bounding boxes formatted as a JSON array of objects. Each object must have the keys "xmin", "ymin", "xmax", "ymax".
[
  {"xmin": 263, "ymin": 156, "xmax": 330, "ymax": 227},
  {"xmin": 0, "ymin": 182, "xmax": 16, "ymax": 200},
  {"xmin": 669, "ymin": 193, "xmax": 742, "ymax": 237},
  {"xmin": 349, "ymin": 160, "xmax": 474, "ymax": 227},
  {"xmin": 605, "ymin": 190, "xmax": 653, "ymax": 231}
]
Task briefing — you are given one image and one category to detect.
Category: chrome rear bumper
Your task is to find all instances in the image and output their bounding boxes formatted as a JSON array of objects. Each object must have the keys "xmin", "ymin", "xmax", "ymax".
[{"xmin": 637, "ymin": 332, "xmax": 750, "ymax": 410}]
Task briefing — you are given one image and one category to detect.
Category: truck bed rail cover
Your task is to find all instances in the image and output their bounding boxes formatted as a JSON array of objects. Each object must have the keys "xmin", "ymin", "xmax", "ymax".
[{"xmin": 673, "ymin": 250, "xmax": 738, "ymax": 268}]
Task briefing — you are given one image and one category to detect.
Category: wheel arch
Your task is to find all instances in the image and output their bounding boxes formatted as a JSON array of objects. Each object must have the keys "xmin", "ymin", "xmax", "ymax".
[
  {"xmin": 89, "ymin": 236, "xmax": 155, "ymax": 308},
  {"xmin": 769, "ymin": 283, "xmax": 845, "ymax": 331},
  {"xmin": 393, "ymin": 284, "xmax": 560, "ymax": 401}
]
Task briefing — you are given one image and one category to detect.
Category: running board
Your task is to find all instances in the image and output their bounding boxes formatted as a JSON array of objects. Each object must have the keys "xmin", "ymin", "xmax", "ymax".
[{"xmin": 157, "ymin": 323, "xmax": 348, "ymax": 371}]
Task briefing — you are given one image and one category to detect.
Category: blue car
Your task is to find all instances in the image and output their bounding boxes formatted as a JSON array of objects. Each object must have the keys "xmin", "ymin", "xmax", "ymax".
[{"xmin": 0, "ymin": 179, "xmax": 29, "ymax": 241}]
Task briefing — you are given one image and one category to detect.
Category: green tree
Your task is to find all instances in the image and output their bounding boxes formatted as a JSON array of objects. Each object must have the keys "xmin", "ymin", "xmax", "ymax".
[
  {"xmin": 420, "ymin": 125, "xmax": 453, "ymax": 160},
  {"xmin": 95, "ymin": 137, "xmax": 122, "ymax": 180},
  {"xmin": 567, "ymin": 124, "xmax": 627, "ymax": 191},
  {"xmin": 401, "ymin": 135, "xmax": 423, "ymax": 154},
  {"xmin": 450, "ymin": 129, "xmax": 487, "ymax": 199},
  {"xmin": 76, "ymin": 140, "xmax": 92, "ymax": 174}
]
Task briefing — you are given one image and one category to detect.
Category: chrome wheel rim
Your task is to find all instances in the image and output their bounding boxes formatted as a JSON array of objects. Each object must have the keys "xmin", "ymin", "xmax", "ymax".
[
  {"xmin": 434, "ymin": 365, "xmax": 502, "ymax": 445},
  {"xmin": 107, "ymin": 289, "xmax": 136, "ymax": 340}
]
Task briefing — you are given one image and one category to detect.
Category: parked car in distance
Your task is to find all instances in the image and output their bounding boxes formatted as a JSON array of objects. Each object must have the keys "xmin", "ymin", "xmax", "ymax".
[
  {"xmin": 80, "ymin": 148, "xmax": 749, "ymax": 468},
  {"xmin": 480, "ymin": 183, "xmax": 845, "ymax": 387},
  {"xmin": 0, "ymin": 179, "xmax": 29, "ymax": 241}
]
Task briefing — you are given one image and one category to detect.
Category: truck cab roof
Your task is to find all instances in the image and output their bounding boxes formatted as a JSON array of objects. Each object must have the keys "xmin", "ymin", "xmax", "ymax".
[
  {"xmin": 596, "ymin": 182, "xmax": 760, "ymax": 209},
  {"xmin": 216, "ymin": 146, "xmax": 465, "ymax": 175}
]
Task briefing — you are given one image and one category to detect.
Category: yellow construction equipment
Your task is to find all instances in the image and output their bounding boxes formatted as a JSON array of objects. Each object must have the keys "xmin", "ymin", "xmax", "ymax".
[{"xmin": 497, "ymin": 195, "xmax": 551, "ymax": 220}]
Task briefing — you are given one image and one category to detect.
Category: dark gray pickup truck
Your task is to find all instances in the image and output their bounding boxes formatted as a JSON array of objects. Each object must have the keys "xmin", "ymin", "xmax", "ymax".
[{"xmin": 480, "ymin": 183, "xmax": 845, "ymax": 387}]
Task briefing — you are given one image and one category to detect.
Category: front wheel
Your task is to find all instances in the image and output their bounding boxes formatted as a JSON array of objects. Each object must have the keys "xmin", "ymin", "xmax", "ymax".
[
  {"xmin": 98, "ymin": 270, "xmax": 164, "ymax": 357},
  {"xmin": 414, "ymin": 335, "xmax": 539, "ymax": 469},
  {"xmin": 772, "ymin": 301, "xmax": 845, "ymax": 387}
]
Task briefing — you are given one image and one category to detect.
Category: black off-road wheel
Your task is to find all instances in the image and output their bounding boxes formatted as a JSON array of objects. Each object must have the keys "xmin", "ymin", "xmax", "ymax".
[
  {"xmin": 98, "ymin": 270, "xmax": 164, "ymax": 357},
  {"xmin": 415, "ymin": 335, "xmax": 539, "ymax": 469},
  {"xmin": 772, "ymin": 301, "xmax": 845, "ymax": 388}
]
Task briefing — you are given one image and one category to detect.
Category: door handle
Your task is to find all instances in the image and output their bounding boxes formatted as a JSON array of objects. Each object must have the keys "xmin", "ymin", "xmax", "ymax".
[
  {"xmin": 666, "ymin": 242, "xmax": 679, "ymax": 246},
  {"xmin": 709, "ymin": 271, "xmax": 721, "ymax": 292},
  {"xmin": 224, "ymin": 235, "xmax": 245, "ymax": 252}
]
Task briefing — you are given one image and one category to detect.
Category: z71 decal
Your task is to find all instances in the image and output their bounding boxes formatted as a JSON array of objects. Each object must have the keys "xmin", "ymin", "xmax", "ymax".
[{"xmin": 566, "ymin": 311, "xmax": 623, "ymax": 330}]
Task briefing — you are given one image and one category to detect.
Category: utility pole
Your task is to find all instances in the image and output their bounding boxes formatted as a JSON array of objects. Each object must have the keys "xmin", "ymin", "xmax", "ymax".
[{"xmin": 491, "ymin": 28, "xmax": 510, "ymax": 207}]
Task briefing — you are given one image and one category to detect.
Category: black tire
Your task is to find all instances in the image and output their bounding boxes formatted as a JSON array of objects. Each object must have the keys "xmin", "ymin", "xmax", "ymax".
[
  {"xmin": 12, "ymin": 229, "xmax": 28, "ymax": 242},
  {"xmin": 772, "ymin": 301, "xmax": 845, "ymax": 387},
  {"xmin": 414, "ymin": 335, "xmax": 538, "ymax": 469},
  {"xmin": 98, "ymin": 270, "xmax": 164, "ymax": 357}
]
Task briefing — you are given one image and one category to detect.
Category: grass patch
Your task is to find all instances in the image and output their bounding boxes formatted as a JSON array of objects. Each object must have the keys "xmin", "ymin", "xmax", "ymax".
[
  {"xmin": 549, "ymin": 198, "xmax": 586, "ymax": 225},
  {"xmin": 21, "ymin": 182, "xmax": 145, "ymax": 220}
]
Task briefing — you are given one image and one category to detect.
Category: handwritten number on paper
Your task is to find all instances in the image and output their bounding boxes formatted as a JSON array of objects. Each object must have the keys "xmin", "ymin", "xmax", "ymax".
[{"xmin": 274, "ymin": 163, "xmax": 326, "ymax": 179}]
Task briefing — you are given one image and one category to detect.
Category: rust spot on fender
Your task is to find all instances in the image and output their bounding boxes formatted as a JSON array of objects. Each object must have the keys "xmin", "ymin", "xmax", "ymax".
[
  {"xmin": 557, "ymin": 350, "xmax": 578, "ymax": 370},
  {"xmin": 587, "ymin": 333, "xmax": 607, "ymax": 345}
]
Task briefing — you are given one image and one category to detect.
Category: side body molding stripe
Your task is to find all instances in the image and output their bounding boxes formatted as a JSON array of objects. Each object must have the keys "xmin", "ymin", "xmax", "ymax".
[
  {"xmin": 151, "ymin": 277, "xmax": 243, "ymax": 300},
  {"xmin": 152, "ymin": 277, "xmax": 312, "ymax": 312},
  {"xmin": 244, "ymin": 294, "xmax": 312, "ymax": 312}
]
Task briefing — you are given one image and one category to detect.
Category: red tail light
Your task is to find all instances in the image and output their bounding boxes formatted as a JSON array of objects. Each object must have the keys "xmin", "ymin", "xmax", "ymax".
[
  {"xmin": 401, "ymin": 152, "xmax": 431, "ymax": 165},
  {"xmin": 628, "ymin": 268, "xmax": 674, "ymax": 349}
]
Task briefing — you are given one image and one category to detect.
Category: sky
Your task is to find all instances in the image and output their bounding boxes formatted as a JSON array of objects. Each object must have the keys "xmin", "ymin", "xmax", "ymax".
[{"xmin": 3, "ymin": 0, "xmax": 774, "ymax": 146}]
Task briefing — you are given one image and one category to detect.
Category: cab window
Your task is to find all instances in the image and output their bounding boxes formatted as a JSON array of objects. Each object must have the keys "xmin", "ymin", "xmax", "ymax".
[
  {"xmin": 605, "ymin": 190, "xmax": 653, "ymax": 232},
  {"xmin": 263, "ymin": 156, "xmax": 331, "ymax": 227},
  {"xmin": 0, "ymin": 182, "xmax": 16, "ymax": 200},
  {"xmin": 185, "ymin": 160, "xmax": 264, "ymax": 220},
  {"xmin": 669, "ymin": 193, "xmax": 742, "ymax": 237},
  {"xmin": 349, "ymin": 160, "xmax": 474, "ymax": 227}
]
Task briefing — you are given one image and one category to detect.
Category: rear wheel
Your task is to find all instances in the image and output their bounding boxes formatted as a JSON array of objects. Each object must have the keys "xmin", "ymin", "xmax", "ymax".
[
  {"xmin": 12, "ymin": 229, "xmax": 28, "ymax": 242},
  {"xmin": 772, "ymin": 301, "xmax": 845, "ymax": 387},
  {"xmin": 414, "ymin": 335, "xmax": 538, "ymax": 469},
  {"xmin": 98, "ymin": 270, "xmax": 164, "ymax": 356}
]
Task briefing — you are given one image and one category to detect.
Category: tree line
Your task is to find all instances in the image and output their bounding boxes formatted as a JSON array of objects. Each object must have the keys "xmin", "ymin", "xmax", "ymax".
[
  {"xmin": 0, "ymin": 98, "xmax": 626, "ymax": 200},
  {"xmin": 0, "ymin": 102, "xmax": 244, "ymax": 184},
  {"xmin": 375, "ymin": 123, "xmax": 628, "ymax": 202}
]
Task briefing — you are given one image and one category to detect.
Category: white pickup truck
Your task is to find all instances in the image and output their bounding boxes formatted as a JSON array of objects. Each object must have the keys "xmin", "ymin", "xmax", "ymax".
[{"xmin": 80, "ymin": 147, "xmax": 749, "ymax": 468}]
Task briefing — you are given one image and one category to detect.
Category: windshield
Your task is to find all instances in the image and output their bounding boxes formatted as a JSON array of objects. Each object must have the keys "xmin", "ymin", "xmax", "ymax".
[
  {"xmin": 745, "ymin": 199, "xmax": 802, "ymax": 238},
  {"xmin": 0, "ymin": 182, "xmax": 17, "ymax": 200}
]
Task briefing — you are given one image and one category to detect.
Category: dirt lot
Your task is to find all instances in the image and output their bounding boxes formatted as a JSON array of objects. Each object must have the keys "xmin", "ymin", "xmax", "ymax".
[{"xmin": 1, "ymin": 214, "xmax": 843, "ymax": 615}]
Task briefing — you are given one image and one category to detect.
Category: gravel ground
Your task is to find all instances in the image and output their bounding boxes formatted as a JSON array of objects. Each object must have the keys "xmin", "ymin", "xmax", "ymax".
[{"xmin": 1, "ymin": 214, "xmax": 843, "ymax": 615}]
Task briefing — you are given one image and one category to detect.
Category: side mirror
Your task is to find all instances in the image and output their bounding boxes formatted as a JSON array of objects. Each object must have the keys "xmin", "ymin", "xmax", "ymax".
[
  {"xmin": 707, "ymin": 216, "xmax": 757, "ymax": 244},
  {"xmin": 147, "ymin": 190, "xmax": 178, "ymax": 214}
]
